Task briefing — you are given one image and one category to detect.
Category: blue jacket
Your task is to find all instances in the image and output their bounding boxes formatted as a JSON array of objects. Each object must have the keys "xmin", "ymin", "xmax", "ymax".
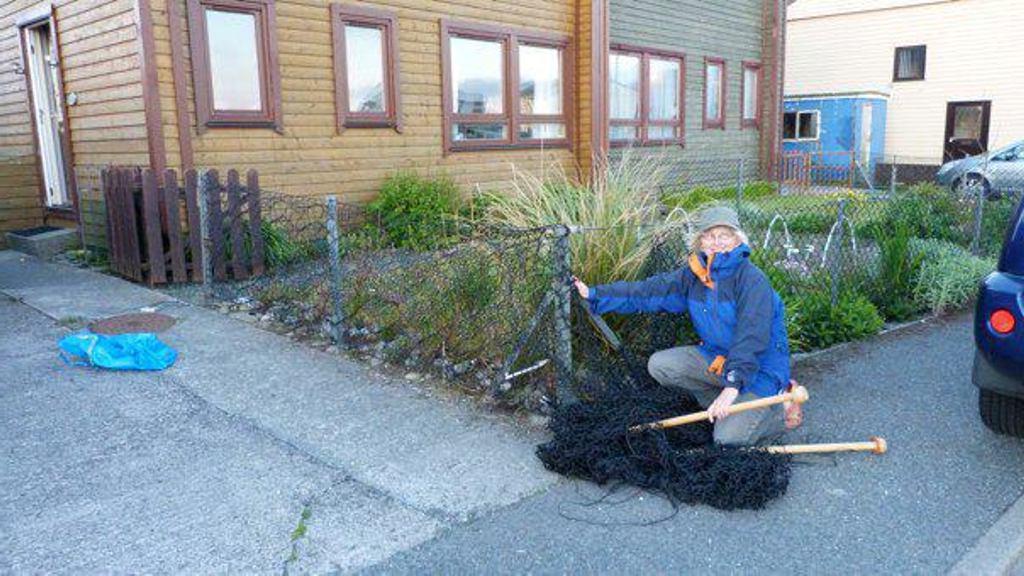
[{"xmin": 588, "ymin": 244, "xmax": 790, "ymax": 397}]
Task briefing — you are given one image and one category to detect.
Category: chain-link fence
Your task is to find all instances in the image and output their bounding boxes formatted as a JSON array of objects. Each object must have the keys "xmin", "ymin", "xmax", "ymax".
[{"xmin": 190, "ymin": 151, "xmax": 1021, "ymax": 411}]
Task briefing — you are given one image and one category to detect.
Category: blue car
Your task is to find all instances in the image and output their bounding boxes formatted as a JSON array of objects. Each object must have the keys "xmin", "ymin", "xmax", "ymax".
[
  {"xmin": 937, "ymin": 139, "xmax": 1024, "ymax": 200},
  {"xmin": 974, "ymin": 193, "xmax": 1024, "ymax": 436}
]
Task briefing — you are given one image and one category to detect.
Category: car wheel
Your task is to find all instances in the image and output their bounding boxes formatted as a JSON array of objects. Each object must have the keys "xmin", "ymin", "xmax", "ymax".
[
  {"xmin": 957, "ymin": 173, "xmax": 999, "ymax": 200},
  {"xmin": 979, "ymin": 388, "xmax": 1024, "ymax": 437}
]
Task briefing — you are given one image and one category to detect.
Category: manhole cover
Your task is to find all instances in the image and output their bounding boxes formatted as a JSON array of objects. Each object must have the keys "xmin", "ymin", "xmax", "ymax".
[{"xmin": 89, "ymin": 312, "xmax": 176, "ymax": 335}]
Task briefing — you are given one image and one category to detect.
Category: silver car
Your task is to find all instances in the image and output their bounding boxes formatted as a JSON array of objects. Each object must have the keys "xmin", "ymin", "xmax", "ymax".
[{"xmin": 936, "ymin": 139, "xmax": 1024, "ymax": 199}]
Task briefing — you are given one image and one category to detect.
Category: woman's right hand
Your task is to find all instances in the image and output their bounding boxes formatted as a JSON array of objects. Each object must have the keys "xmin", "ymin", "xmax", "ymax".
[{"xmin": 572, "ymin": 276, "xmax": 590, "ymax": 299}]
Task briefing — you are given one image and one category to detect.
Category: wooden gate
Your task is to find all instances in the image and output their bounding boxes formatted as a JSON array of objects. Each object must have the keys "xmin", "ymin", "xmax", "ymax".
[
  {"xmin": 101, "ymin": 167, "xmax": 265, "ymax": 285},
  {"xmin": 780, "ymin": 151, "xmax": 855, "ymax": 188}
]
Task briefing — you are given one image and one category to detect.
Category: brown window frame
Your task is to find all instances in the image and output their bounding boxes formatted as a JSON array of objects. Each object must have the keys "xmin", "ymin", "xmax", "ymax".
[
  {"xmin": 893, "ymin": 45, "xmax": 926, "ymax": 82},
  {"xmin": 440, "ymin": 19, "xmax": 573, "ymax": 154},
  {"xmin": 186, "ymin": 0, "xmax": 282, "ymax": 133},
  {"xmin": 703, "ymin": 57, "xmax": 726, "ymax": 130},
  {"xmin": 331, "ymin": 4, "xmax": 401, "ymax": 133},
  {"xmin": 608, "ymin": 44, "xmax": 686, "ymax": 148},
  {"xmin": 740, "ymin": 61, "xmax": 762, "ymax": 130}
]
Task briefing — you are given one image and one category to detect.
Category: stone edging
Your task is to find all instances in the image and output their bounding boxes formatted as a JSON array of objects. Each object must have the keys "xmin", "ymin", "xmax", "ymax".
[{"xmin": 791, "ymin": 314, "xmax": 941, "ymax": 366}]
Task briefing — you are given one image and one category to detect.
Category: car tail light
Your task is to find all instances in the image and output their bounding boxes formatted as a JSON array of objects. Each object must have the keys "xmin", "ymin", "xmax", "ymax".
[{"xmin": 990, "ymin": 310, "xmax": 1016, "ymax": 334}]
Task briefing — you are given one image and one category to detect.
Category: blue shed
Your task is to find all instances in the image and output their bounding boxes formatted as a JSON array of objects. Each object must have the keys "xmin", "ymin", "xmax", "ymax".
[{"xmin": 782, "ymin": 92, "xmax": 888, "ymax": 187}]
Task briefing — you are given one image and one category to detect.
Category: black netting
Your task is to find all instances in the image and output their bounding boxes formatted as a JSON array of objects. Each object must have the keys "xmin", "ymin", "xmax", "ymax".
[{"xmin": 537, "ymin": 365, "xmax": 791, "ymax": 511}]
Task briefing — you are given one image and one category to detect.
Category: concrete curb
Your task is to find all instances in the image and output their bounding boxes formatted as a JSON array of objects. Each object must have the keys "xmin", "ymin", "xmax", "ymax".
[
  {"xmin": 792, "ymin": 314, "xmax": 940, "ymax": 366},
  {"xmin": 949, "ymin": 494, "xmax": 1024, "ymax": 575}
]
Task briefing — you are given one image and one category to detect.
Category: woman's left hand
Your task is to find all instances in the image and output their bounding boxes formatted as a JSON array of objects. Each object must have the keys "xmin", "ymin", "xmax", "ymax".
[{"xmin": 707, "ymin": 387, "xmax": 740, "ymax": 422}]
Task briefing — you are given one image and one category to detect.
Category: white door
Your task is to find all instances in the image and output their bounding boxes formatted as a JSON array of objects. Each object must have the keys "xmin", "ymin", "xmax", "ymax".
[
  {"xmin": 24, "ymin": 21, "xmax": 69, "ymax": 208},
  {"xmin": 860, "ymin": 102, "xmax": 873, "ymax": 166}
]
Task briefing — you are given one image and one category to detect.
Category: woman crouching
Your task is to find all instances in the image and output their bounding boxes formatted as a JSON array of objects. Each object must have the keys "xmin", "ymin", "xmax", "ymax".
[{"xmin": 573, "ymin": 206, "xmax": 800, "ymax": 445}]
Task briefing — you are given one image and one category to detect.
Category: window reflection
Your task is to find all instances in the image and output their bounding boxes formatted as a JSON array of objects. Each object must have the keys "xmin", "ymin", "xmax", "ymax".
[{"xmin": 205, "ymin": 9, "xmax": 262, "ymax": 111}]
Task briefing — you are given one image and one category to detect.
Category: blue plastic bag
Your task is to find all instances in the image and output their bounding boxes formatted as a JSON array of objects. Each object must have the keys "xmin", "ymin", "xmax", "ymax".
[{"xmin": 58, "ymin": 332, "xmax": 178, "ymax": 371}]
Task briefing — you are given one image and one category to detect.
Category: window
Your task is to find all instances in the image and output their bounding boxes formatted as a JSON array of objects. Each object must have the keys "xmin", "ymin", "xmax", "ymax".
[
  {"xmin": 187, "ymin": 0, "xmax": 282, "ymax": 132},
  {"xmin": 741, "ymin": 61, "xmax": 761, "ymax": 129},
  {"xmin": 608, "ymin": 45, "xmax": 685, "ymax": 146},
  {"xmin": 441, "ymin": 20, "xmax": 571, "ymax": 152},
  {"xmin": 331, "ymin": 4, "xmax": 401, "ymax": 132},
  {"xmin": 704, "ymin": 57, "xmax": 725, "ymax": 129},
  {"xmin": 893, "ymin": 45, "xmax": 926, "ymax": 81},
  {"xmin": 783, "ymin": 110, "xmax": 819, "ymax": 141}
]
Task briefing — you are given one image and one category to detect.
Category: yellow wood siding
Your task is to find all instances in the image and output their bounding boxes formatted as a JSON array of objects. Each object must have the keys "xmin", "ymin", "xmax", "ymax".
[
  {"xmin": 157, "ymin": 0, "xmax": 579, "ymax": 203},
  {"xmin": 0, "ymin": 0, "xmax": 147, "ymax": 246},
  {"xmin": 574, "ymin": 0, "xmax": 594, "ymax": 177},
  {"xmin": 786, "ymin": 0, "xmax": 1024, "ymax": 162}
]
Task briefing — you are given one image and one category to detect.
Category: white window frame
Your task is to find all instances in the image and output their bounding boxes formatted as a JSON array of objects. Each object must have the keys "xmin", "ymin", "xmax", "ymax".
[{"xmin": 783, "ymin": 110, "xmax": 820, "ymax": 142}]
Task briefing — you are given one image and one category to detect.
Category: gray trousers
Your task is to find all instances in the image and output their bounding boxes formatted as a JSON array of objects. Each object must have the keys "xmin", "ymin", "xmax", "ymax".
[{"xmin": 647, "ymin": 346, "xmax": 785, "ymax": 446}]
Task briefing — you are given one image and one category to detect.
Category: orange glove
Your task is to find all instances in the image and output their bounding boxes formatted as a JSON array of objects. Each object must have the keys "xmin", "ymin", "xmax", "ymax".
[{"xmin": 707, "ymin": 355, "xmax": 726, "ymax": 376}]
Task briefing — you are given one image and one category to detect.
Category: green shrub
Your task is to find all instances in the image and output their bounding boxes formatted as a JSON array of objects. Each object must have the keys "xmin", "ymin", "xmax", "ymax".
[
  {"xmin": 245, "ymin": 221, "xmax": 320, "ymax": 269},
  {"xmin": 742, "ymin": 180, "xmax": 778, "ymax": 200},
  {"xmin": 786, "ymin": 211, "xmax": 835, "ymax": 234},
  {"xmin": 264, "ymin": 223, "xmax": 311, "ymax": 267},
  {"xmin": 910, "ymin": 238, "xmax": 996, "ymax": 314},
  {"xmin": 867, "ymin": 223, "xmax": 925, "ymax": 321},
  {"xmin": 662, "ymin": 186, "xmax": 720, "ymax": 211},
  {"xmin": 793, "ymin": 290, "xmax": 884, "ymax": 350},
  {"xmin": 366, "ymin": 172, "xmax": 462, "ymax": 251},
  {"xmin": 337, "ymin": 225, "xmax": 387, "ymax": 257},
  {"xmin": 662, "ymin": 181, "xmax": 778, "ymax": 213},
  {"xmin": 883, "ymin": 183, "xmax": 968, "ymax": 244},
  {"xmin": 483, "ymin": 151, "xmax": 689, "ymax": 284},
  {"xmin": 748, "ymin": 248, "xmax": 810, "ymax": 351},
  {"xmin": 979, "ymin": 197, "xmax": 1018, "ymax": 256}
]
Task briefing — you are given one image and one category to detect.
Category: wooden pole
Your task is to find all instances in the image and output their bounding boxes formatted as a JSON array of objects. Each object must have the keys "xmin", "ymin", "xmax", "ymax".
[
  {"xmin": 630, "ymin": 385, "xmax": 809, "ymax": 433},
  {"xmin": 764, "ymin": 436, "xmax": 887, "ymax": 455}
]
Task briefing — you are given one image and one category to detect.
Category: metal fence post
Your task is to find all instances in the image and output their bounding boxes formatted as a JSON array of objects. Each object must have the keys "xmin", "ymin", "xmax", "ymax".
[
  {"xmin": 735, "ymin": 157, "xmax": 745, "ymax": 215},
  {"xmin": 551, "ymin": 225, "xmax": 575, "ymax": 405},
  {"xmin": 325, "ymin": 196, "xmax": 345, "ymax": 345},
  {"xmin": 890, "ymin": 157, "xmax": 898, "ymax": 196},
  {"xmin": 198, "ymin": 169, "xmax": 215, "ymax": 302},
  {"xmin": 830, "ymin": 198, "xmax": 847, "ymax": 307},
  {"xmin": 971, "ymin": 183, "xmax": 985, "ymax": 256}
]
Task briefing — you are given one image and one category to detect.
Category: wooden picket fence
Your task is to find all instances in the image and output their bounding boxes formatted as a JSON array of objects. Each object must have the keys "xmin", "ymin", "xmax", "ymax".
[
  {"xmin": 781, "ymin": 151, "xmax": 855, "ymax": 188},
  {"xmin": 101, "ymin": 167, "xmax": 265, "ymax": 285}
]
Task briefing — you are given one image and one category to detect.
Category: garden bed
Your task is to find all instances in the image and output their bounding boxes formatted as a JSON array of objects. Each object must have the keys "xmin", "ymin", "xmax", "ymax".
[{"xmin": 186, "ymin": 167, "xmax": 1009, "ymax": 413}]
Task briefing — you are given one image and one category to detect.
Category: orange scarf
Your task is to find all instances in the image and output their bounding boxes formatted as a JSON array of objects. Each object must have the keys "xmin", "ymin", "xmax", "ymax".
[{"xmin": 688, "ymin": 252, "xmax": 716, "ymax": 289}]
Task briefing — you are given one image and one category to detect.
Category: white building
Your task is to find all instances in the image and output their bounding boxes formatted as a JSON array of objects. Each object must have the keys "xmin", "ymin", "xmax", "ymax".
[{"xmin": 786, "ymin": 0, "xmax": 1024, "ymax": 166}]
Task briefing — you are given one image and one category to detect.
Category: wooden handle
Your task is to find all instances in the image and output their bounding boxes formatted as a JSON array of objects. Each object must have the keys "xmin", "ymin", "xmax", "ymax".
[
  {"xmin": 629, "ymin": 385, "xmax": 809, "ymax": 433},
  {"xmin": 763, "ymin": 436, "xmax": 888, "ymax": 455}
]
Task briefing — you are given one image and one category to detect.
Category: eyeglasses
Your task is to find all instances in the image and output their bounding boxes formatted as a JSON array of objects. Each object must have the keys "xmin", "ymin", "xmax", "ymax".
[{"xmin": 702, "ymin": 229, "xmax": 737, "ymax": 244}]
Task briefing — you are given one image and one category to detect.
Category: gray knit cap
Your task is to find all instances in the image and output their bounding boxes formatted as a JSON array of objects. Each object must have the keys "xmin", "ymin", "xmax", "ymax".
[{"xmin": 695, "ymin": 206, "xmax": 741, "ymax": 234}]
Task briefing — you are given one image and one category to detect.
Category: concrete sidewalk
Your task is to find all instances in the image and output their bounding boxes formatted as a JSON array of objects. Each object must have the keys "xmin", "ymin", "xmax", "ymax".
[{"xmin": 0, "ymin": 251, "xmax": 557, "ymax": 572}]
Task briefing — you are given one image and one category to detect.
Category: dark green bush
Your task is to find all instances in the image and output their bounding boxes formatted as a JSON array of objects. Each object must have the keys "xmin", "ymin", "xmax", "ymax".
[
  {"xmin": 260, "ymin": 221, "xmax": 322, "ymax": 267},
  {"xmin": 236, "ymin": 221, "xmax": 320, "ymax": 269},
  {"xmin": 742, "ymin": 180, "xmax": 778, "ymax": 200},
  {"xmin": 883, "ymin": 183, "xmax": 968, "ymax": 244},
  {"xmin": 979, "ymin": 197, "xmax": 1018, "ymax": 256},
  {"xmin": 786, "ymin": 211, "xmax": 835, "ymax": 234},
  {"xmin": 867, "ymin": 223, "xmax": 925, "ymax": 321},
  {"xmin": 748, "ymin": 248, "xmax": 812, "ymax": 351},
  {"xmin": 794, "ymin": 290, "xmax": 884, "ymax": 350},
  {"xmin": 366, "ymin": 172, "xmax": 462, "ymax": 251}
]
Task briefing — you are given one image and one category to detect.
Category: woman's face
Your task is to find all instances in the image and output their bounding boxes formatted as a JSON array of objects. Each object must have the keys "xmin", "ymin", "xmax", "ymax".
[{"xmin": 700, "ymin": 225, "xmax": 740, "ymax": 255}]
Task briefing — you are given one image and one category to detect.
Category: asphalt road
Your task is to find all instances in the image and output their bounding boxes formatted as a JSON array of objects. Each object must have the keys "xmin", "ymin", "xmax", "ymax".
[
  {"xmin": 4, "ymin": 251, "xmax": 1024, "ymax": 574},
  {"xmin": 374, "ymin": 314, "xmax": 1024, "ymax": 574}
]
